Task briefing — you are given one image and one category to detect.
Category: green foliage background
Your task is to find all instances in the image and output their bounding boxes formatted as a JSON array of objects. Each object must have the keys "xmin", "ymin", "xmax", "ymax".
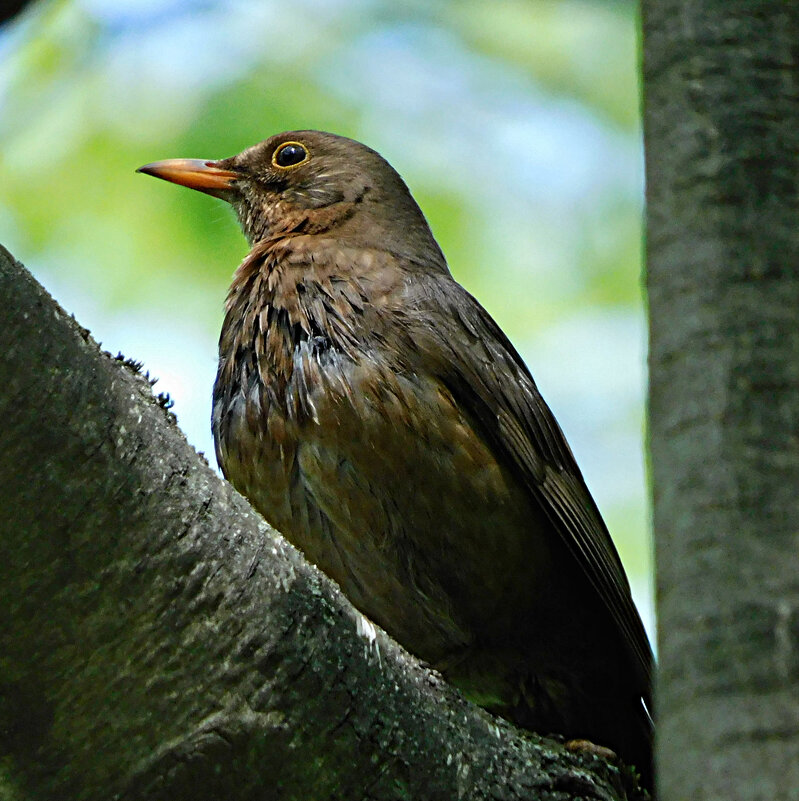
[{"xmin": 0, "ymin": 0, "xmax": 652, "ymax": 632}]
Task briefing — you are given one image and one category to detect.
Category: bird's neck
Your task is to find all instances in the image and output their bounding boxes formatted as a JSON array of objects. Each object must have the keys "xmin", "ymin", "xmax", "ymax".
[
  {"xmin": 240, "ymin": 197, "xmax": 360, "ymax": 246},
  {"xmin": 215, "ymin": 235, "xmax": 401, "ymax": 419},
  {"xmin": 223, "ymin": 231, "xmax": 405, "ymax": 340},
  {"xmin": 239, "ymin": 194, "xmax": 449, "ymax": 277}
]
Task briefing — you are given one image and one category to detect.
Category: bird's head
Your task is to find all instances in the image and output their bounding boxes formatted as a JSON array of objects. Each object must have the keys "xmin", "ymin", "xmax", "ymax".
[{"xmin": 138, "ymin": 130, "xmax": 446, "ymax": 270}]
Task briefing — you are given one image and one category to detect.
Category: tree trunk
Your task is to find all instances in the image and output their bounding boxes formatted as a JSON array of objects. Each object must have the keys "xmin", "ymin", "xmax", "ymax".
[
  {"xmin": 643, "ymin": 3, "xmax": 799, "ymax": 799},
  {"xmin": 0, "ymin": 243, "xmax": 646, "ymax": 800}
]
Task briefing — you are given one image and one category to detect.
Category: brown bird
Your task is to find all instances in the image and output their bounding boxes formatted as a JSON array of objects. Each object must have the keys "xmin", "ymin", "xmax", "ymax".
[{"xmin": 138, "ymin": 131, "xmax": 654, "ymax": 788}]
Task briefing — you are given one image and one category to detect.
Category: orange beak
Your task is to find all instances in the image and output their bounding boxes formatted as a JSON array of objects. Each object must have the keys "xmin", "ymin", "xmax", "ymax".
[{"xmin": 136, "ymin": 158, "xmax": 240, "ymax": 199}]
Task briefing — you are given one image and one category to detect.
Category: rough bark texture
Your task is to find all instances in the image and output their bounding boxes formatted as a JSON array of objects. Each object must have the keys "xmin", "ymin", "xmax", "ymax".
[
  {"xmin": 643, "ymin": 3, "xmax": 799, "ymax": 799},
  {"xmin": 0, "ymin": 243, "xmax": 646, "ymax": 800}
]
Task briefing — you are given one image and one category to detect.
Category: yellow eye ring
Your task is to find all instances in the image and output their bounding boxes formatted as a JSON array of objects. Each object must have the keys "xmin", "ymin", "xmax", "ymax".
[{"xmin": 272, "ymin": 141, "xmax": 310, "ymax": 169}]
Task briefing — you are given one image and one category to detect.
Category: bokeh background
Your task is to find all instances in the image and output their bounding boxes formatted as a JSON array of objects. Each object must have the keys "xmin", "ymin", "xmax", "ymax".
[{"xmin": 0, "ymin": 0, "xmax": 652, "ymax": 636}]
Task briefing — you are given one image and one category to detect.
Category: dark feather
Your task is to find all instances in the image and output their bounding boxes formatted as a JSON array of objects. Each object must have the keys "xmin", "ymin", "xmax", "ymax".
[{"xmin": 405, "ymin": 274, "xmax": 653, "ymax": 705}]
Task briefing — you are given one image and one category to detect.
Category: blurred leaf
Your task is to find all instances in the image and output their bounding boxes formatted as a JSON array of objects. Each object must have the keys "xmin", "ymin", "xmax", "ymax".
[{"xmin": 448, "ymin": 0, "xmax": 640, "ymax": 130}]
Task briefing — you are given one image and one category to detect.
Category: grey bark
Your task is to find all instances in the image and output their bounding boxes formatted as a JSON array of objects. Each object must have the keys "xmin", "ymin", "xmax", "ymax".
[
  {"xmin": 643, "ymin": 3, "xmax": 799, "ymax": 799},
  {"xmin": 0, "ymin": 243, "xmax": 646, "ymax": 800}
]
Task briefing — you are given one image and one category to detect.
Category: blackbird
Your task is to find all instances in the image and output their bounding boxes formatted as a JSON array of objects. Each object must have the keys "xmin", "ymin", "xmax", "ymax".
[{"xmin": 138, "ymin": 131, "xmax": 654, "ymax": 787}]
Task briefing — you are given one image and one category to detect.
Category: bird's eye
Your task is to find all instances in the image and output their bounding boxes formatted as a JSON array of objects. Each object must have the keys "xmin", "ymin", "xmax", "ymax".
[{"xmin": 273, "ymin": 142, "xmax": 309, "ymax": 168}]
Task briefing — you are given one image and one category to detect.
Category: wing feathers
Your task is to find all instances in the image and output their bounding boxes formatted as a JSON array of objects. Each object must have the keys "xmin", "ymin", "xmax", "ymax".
[{"xmin": 407, "ymin": 275, "xmax": 653, "ymax": 701}]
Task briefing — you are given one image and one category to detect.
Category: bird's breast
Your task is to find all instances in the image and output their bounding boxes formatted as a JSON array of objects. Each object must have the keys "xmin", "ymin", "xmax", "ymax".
[{"xmin": 213, "ymin": 296, "xmax": 554, "ymax": 665}]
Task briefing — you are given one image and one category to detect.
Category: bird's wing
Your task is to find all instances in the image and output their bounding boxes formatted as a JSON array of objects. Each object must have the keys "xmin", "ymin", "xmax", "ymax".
[{"xmin": 404, "ymin": 272, "xmax": 653, "ymax": 702}]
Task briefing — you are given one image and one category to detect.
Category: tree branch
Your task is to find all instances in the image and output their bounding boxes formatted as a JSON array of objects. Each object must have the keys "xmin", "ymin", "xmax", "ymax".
[{"xmin": 0, "ymin": 244, "xmax": 643, "ymax": 801}]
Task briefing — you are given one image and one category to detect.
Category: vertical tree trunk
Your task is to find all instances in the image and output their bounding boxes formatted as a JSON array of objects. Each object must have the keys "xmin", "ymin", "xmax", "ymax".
[{"xmin": 643, "ymin": 3, "xmax": 799, "ymax": 799}]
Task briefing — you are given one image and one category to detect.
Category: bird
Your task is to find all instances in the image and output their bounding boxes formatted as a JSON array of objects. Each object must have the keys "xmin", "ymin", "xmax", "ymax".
[{"xmin": 138, "ymin": 130, "xmax": 654, "ymax": 789}]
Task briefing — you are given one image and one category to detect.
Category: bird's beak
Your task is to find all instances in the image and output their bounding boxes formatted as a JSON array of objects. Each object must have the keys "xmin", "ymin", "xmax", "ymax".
[{"xmin": 136, "ymin": 158, "xmax": 240, "ymax": 200}]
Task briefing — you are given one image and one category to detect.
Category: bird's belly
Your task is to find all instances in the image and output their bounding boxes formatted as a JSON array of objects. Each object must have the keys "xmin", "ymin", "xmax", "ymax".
[{"xmin": 219, "ymin": 364, "xmax": 554, "ymax": 667}]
